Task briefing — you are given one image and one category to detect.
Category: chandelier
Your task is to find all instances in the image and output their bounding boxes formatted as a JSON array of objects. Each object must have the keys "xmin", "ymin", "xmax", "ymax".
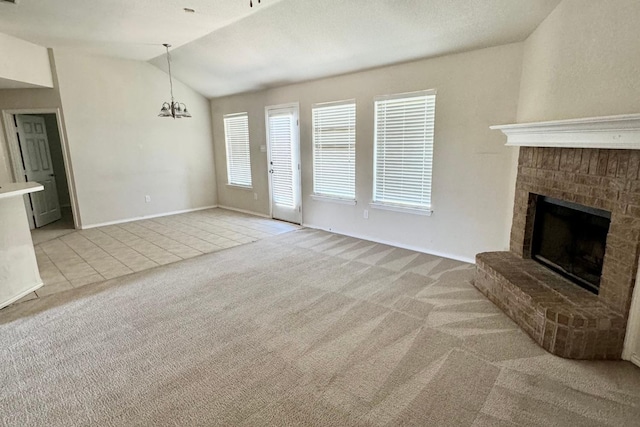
[{"xmin": 158, "ymin": 43, "xmax": 191, "ymax": 119}]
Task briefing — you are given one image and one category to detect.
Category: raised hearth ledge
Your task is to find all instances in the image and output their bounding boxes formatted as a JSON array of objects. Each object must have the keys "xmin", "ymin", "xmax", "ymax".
[
  {"xmin": 491, "ymin": 113, "xmax": 640, "ymax": 149},
  {"xmin": 475, "ymin": 252, "xmax": 626, "ymax": 360}
]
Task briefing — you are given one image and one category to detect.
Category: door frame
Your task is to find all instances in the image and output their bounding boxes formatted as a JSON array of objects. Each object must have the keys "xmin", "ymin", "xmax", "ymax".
[
  {"xmin": 2, "ymin": 108, "xmax": 81, "ymax": 229},
  {"xmin": 264, "ymin": 102, "xmax": 302, "ymax": 223}
]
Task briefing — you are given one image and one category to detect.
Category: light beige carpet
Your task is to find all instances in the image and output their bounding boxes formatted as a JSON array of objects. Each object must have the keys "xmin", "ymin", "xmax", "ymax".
[{"xmin": 1, "ymin": 229, "xmax": 639, "ymax": 426}]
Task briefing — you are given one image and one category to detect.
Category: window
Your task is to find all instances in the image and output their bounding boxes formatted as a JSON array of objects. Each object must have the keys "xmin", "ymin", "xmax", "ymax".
[
  {"xmin": 223, "ymin": 113, "xmax": 252, "ymax": 187},
  {"xmin": 373, "ymin": 90, "xmax": 436, "ymax": 213},
  {"xmin": 312, "ymin": 100, "xmax": 356, "ymax": 200}
]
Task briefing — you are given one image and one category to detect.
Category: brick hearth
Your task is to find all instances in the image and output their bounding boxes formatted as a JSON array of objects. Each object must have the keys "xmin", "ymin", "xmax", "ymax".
[
  {"xmin": 476, "ymin": 252, "xmax": 626, "ymax": 359},
  {"xmin": 475, "ymin": 147, "xmax": 640, "ymax": 359}
]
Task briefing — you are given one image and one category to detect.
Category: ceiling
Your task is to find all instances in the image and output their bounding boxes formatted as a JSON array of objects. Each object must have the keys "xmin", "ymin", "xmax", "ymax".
[
  {"xmin": 0, "ymin": 0, "xmax": 561, "ymax": 98},
  {"xmin": 0, "ymin": 0, "xmax": 285, "ymax": 60}
]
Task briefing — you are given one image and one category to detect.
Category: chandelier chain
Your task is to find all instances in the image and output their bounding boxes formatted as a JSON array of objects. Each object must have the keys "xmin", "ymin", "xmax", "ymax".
[{"xmin": 166, "ymin": 45, "xmax": 175, "ymax": 104}]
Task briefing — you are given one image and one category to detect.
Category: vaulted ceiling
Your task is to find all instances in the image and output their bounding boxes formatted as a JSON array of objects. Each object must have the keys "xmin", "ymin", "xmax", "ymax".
[{"xmin": 0, "ymin": 0, "xmax": 561, "ymax": 98}]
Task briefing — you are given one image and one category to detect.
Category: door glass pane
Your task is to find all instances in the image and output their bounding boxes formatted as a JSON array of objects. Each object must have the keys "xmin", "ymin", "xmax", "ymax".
[{"xmin": 269, "ymin": 113, "xmax": 295, "ymax": 208}]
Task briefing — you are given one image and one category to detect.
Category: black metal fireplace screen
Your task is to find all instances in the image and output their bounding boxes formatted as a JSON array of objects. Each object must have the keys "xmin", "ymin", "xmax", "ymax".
[{"xmin": 531, "ymin": 196, "xmax": 611, "ymax": 294}]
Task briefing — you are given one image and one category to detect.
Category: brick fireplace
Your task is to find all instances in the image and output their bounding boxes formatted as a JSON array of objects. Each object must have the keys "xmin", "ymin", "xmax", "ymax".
[{"xmin": 474, "ymin": 115, "xmax": 640, "ymax": 359}]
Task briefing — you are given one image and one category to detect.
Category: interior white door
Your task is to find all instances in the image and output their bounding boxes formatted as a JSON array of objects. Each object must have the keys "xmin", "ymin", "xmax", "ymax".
[
  {"xmin": 16, "ymin": 115, "xmax": 61, "ymax": 227},
  {"xmin": 266, "ymin": 104, "xmax": 301, "ymax": 224}
]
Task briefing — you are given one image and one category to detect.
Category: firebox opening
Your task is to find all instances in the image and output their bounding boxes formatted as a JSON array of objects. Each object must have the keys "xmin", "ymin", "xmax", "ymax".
[{"xmin": 531, "ymin": 195, "xmax": 611, "ymax": 295}]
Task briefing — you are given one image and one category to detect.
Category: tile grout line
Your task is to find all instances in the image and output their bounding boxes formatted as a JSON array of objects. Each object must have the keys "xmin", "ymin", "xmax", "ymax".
[
  {"xmin": 35, "ymin": 249, "xmax": 67, "ymax": 283},
  {"xmin": 134, "ymin": 219, "xmax": 219, "ymax": 254},
  {"xmin": 63, "ymin": 233, "xmax": 141, "ymax": 281},
  {"xmin": 83, "ymin": 227, "xmax": 165, "ymax": 268},
  {"xmin": 107, "ymin": 225, "xmax": 189, "ymax": 263},
  {"xmin": 39, "ymin": 237, "xmax": 102, "ymax": 286},
  {"xmin": 160, "ymin": 213, "xmax": 283, "ymax": 240},
  {"xmin": 53, "ymin": 234, "xmax": 110, "ymax": 284},
  {"xmin": 145, "ymin": 216, "xmax": 247, "ymax": 249},
  {"xmin": 114, "ymin": 223, "xmax": 205, "ymax": 258}
]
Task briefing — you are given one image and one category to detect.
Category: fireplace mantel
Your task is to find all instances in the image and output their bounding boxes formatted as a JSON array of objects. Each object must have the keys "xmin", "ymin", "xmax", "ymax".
[{"xmin": 491, "ymin": 113, "xmax": 640, "ymax": 149}]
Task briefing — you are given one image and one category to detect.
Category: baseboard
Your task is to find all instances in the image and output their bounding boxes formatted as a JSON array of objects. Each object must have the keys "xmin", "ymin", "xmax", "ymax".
[
  {"xmin": 81, "ymin": 205, "xmax": 219, "ymax": 229},
  {"xmin": 217, "ymin": 205, "xmax": 271, "ymax": 219},
  {"xmin": 631, "ymin": 354, "xmax": 640, "ymax": 368},
  {"xmin": 302, "ymin": 223, "xmax": 475, "ymax": 264},
  {"xmin": 0, "ymin": 281, "xmax": 43, "ymax": 310}
]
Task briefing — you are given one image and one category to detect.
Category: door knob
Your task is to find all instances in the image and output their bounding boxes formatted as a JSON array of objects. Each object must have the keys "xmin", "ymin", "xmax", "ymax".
[{"xmin": 269, "ymin": 169, "xmax": 274, "ymax": 174}]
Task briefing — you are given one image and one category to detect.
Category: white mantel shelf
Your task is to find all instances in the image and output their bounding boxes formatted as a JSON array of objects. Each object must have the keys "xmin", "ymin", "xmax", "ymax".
[{"xmin": 491, "ymin": 113, "xmax": 640, "ymax": 149}]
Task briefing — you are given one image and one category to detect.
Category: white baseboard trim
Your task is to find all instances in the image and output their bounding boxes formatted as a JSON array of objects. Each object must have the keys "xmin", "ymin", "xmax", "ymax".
[
  {"xmin": 0, "ymin": 281, "xmax": 43, "ymax": 310},
  {"xmin": 302, "ymin": 223, "xmax": 475, "ymax": 264},
  {"xmin": 629, "ymin": 354, "xmax": 640, "ymax": 368},
  {"xmin": 81, "ymin": 205, "xmax": 219, "ymax": 229},
  {"xmin": 217, "ymin": 205, "xmax": 271, "ymax": 219}
]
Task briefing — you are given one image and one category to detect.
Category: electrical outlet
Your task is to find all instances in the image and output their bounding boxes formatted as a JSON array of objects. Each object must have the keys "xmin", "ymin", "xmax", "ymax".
[
  {"xmin": 145, "ymin": 195, "xmax": 151, "ymax": 203},
  {"xmin": 254, "ymin": 193, "xmax": 258, "ymax": 201},
  {"xmin": 363, "ymin": 209, "xmax": 369, "ymax": 219}
]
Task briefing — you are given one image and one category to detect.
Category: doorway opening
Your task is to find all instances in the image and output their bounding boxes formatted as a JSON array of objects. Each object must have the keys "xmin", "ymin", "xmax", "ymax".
[
  {"xmin": 2, "ymin": 109, "xmax": 78, "ymax": 242},
  {"xmin": 265, "ymin": 103, "xmax": 302, "ymax": 225}
]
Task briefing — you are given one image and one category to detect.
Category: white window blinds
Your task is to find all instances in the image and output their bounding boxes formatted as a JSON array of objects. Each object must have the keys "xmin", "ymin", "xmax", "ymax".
[
  {"xmin": 312, "ymin": 101, "xmax": 356, "ymax": 199},
  {"xmin": 373, "ymin": 90, "xmax": 436, "ymax": 211},
  {"xmin": 223, "ymin": 113, "xmax": 252, "ymax": 187}
]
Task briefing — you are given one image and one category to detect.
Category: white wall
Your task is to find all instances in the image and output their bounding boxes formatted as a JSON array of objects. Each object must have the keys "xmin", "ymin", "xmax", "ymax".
[
  {"xmin": 0, "ymin": 33, "xmax": 53, "ymax": 89},
  {"xmin": 518, "ymin": 0, "xmax": 640, "ymax": 122},
  {"xmin": 211, "ymin": 43, "xmax": 523, "ymax": 262},
  {"xmin": 0, "ymin": 123, "xmax": 13, "ymax": 185},
  {"xmin": 0, "ymin": 58, "xmax": 64, "ymax": 186},
  {"xmin": 53, "ymin": 51, "xmax": 217, "ymax": 227}
]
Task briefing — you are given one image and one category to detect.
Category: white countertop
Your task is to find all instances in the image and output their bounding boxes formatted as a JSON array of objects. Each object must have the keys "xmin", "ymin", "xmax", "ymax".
[{"xmin": 0, "ymin": 182, "xmax": 44, "ymax": 200}]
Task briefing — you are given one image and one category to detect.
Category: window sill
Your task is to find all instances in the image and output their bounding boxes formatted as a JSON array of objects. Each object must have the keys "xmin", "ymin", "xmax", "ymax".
[
  {"xmin": 311, "ymin": 194, "xmax": 357, "ymax": 206},
  {"xmin": 226, "ymin": 184, "xmax": 253, "ymax": 191},
  {"xmin": 369, "ymin": 202, "xmax": 433, "ymax": 216}
]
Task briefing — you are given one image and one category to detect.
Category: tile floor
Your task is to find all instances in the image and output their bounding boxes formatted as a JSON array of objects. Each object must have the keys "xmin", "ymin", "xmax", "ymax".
[{"xmin": 15, "ymin": 208, "xmax": 299, "ymax": 305}]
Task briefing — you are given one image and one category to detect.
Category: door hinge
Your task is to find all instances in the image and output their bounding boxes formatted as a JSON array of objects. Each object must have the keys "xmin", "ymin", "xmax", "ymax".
[{"xmin": 298, "ymin": 206, "xmax": 301, "ymax": 213}]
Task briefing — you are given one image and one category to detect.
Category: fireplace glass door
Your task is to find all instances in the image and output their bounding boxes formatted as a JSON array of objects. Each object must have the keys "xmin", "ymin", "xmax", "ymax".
[{"xmin": 531, "ymin": 196, "xmax": 611, "ymax": 294}]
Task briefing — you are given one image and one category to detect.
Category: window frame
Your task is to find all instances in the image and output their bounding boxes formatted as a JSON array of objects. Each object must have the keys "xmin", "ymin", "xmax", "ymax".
[
  {"xmin": 371, "ymin": 89, "xmax": 437, "ymax": 215},
  {"xmin": 223, "ymin": 112, "xmax": 252, "ymax": 188},
  {"xmin": 311, "ymin": 99, "xmax": 357, "ymax": 202}
]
